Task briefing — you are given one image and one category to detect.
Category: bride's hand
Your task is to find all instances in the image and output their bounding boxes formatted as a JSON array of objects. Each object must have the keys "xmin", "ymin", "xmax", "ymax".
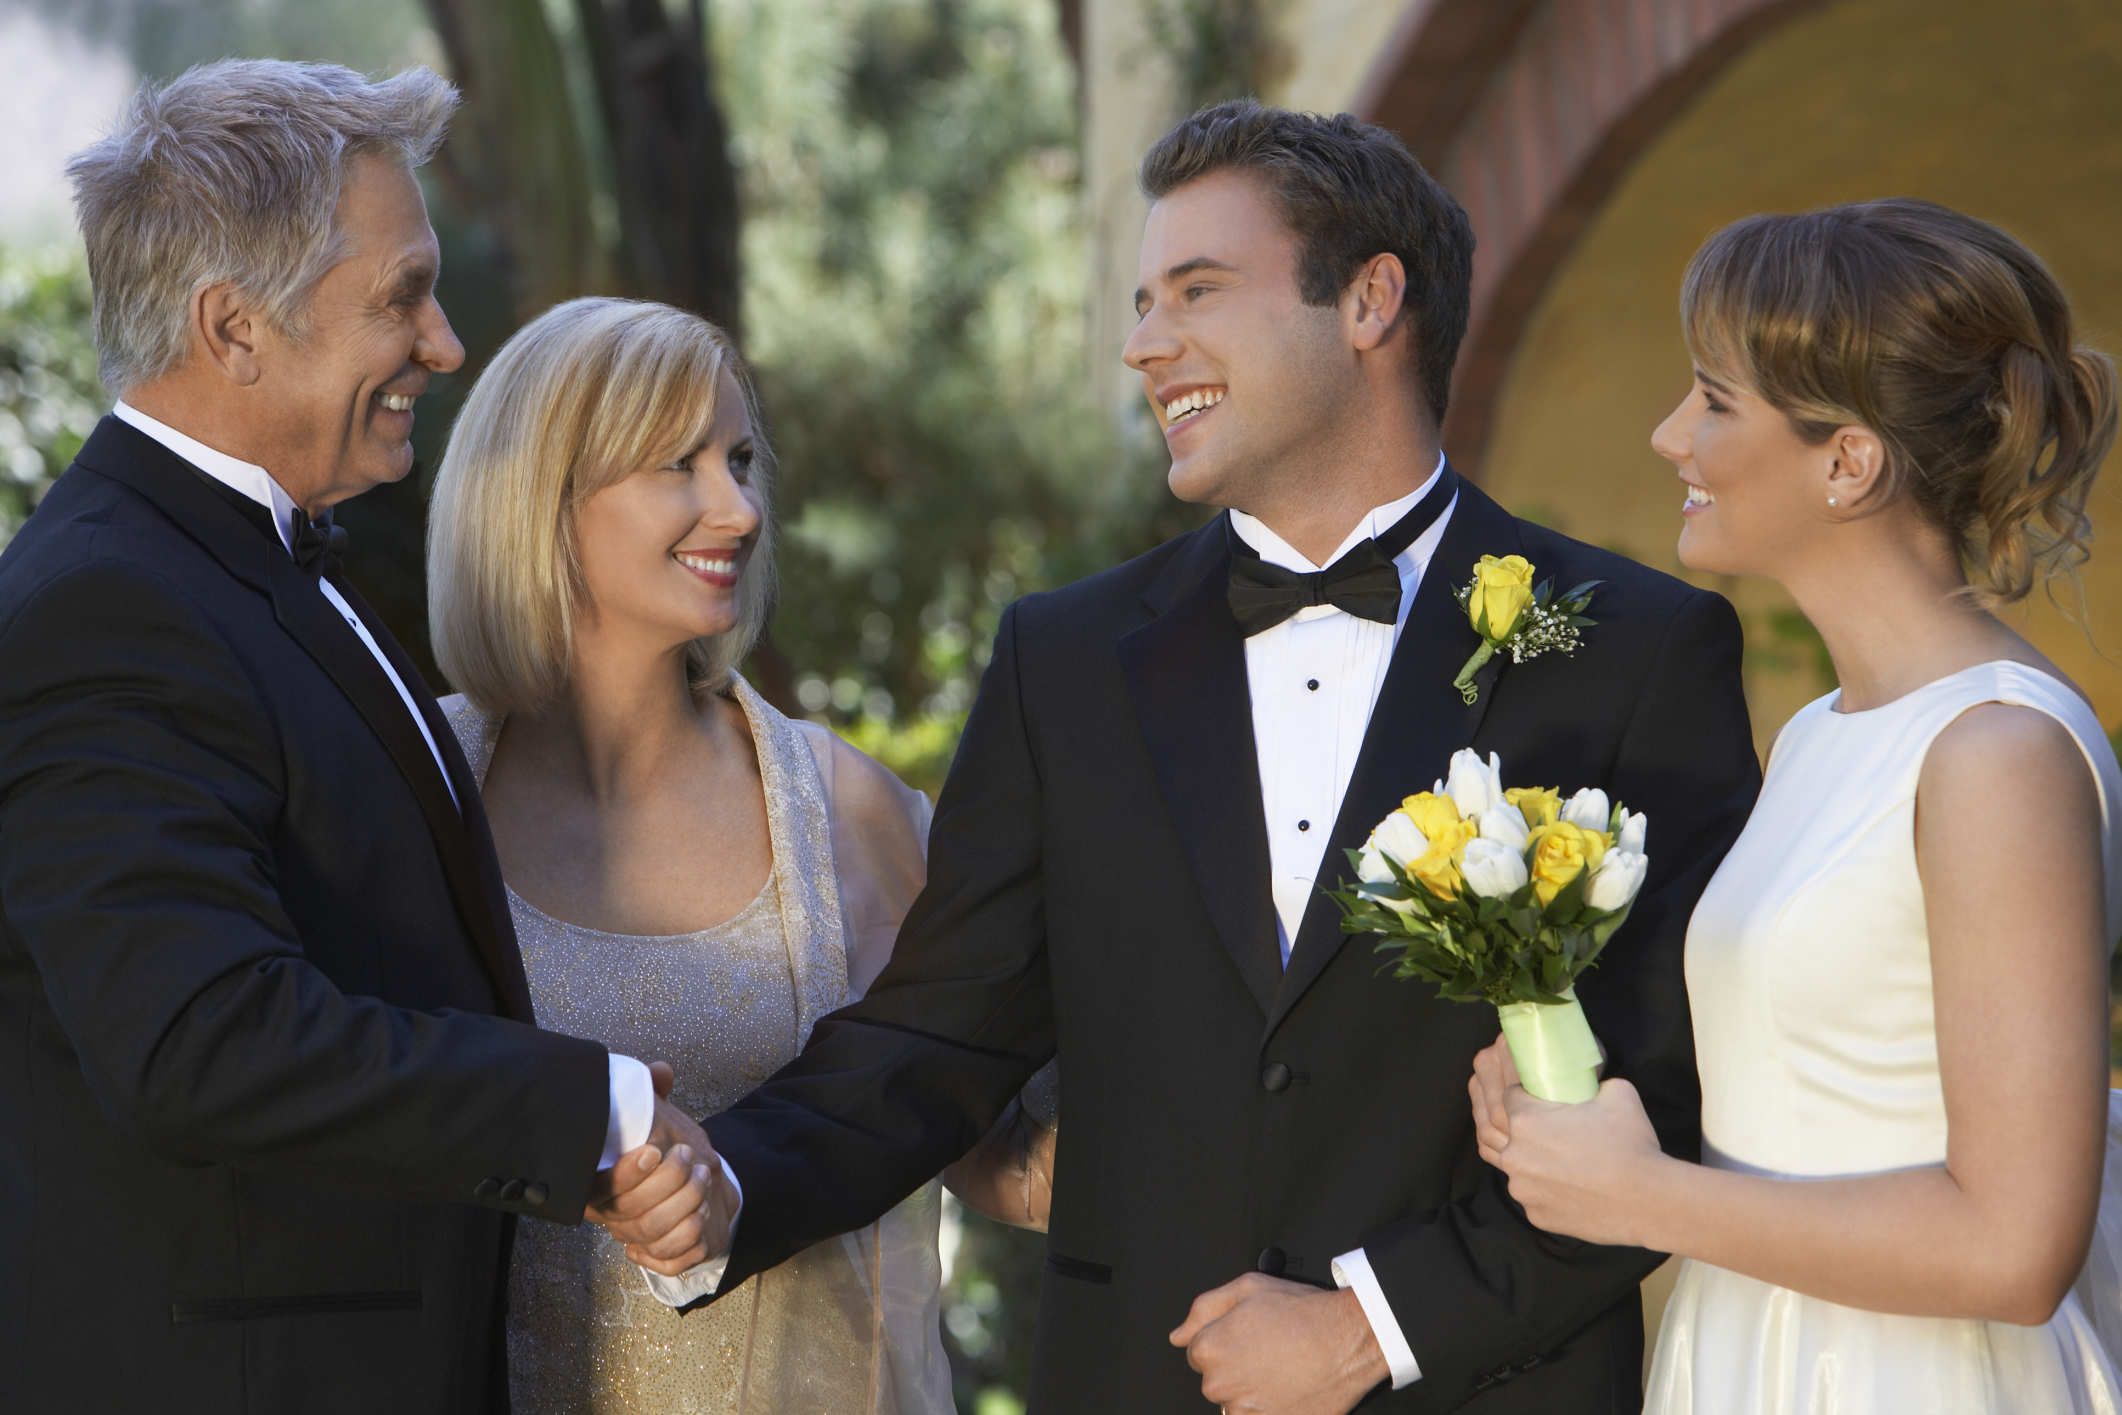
[
  {"xmin": 1468, "ymin": 1035, "xmax": 1520, "ymax": 1164},
  {"xmin": 1491, "ymin": 1078, "xmax": 1666, "ymax": 1248}
]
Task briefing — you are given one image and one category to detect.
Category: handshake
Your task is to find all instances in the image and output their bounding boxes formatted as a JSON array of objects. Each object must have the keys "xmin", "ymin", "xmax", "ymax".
[{"xmin": 583, "ymin": 1061, "xmax": 741, "ymax": 1276}]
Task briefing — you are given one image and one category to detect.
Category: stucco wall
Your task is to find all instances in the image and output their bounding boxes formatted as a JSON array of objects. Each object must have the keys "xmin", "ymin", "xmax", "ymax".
[{"xmin": 1476, "ymin": 0, "xmax": 2122, "ymax": 751}]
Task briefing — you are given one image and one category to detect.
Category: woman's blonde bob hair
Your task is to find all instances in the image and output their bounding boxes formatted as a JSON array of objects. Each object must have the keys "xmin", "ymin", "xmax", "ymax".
[{"xmin": 428, "ymin": 297, "xmax": 775, "ymax": 714}]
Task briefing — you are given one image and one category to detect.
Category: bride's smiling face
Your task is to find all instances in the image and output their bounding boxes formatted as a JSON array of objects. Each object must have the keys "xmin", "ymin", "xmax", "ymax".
[
  {"xmin": 573, "ymin": 369, "xmax": 762, "ymax": 651},
  {"xmin": 1654, "ymin": 368, "xmax": 1850, "ymax": 578}
]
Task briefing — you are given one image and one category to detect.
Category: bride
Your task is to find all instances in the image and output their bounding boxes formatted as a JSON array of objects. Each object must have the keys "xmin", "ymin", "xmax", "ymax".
[
  {"xmin": 425, "ymin": 297, "xmax": 1054, "ymax": 1414},
  {"xmin": 1470, "ymin": 198, "xmax": 2122, "ymax": 1411}
]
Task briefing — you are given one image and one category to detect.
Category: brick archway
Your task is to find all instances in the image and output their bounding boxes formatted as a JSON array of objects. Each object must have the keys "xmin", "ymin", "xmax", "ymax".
[{"xmin": 1356, "ymin": 0, "xmax": 1830, "ymax": 475}]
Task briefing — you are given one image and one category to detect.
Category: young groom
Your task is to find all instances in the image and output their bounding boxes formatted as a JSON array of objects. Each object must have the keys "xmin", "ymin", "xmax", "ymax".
[{"xmin": 693, "ymin": 101, "xmax": 1760, "ymax": 1411}]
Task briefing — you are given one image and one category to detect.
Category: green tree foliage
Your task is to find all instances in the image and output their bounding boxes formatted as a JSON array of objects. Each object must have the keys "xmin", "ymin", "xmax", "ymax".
[
  {"xmin": 0, "ymin": 249, "xmax": 103, "ymax": 543},
  {"xmin": 940, "ymin": 1203, "xmax": 1045, "ymax": 1413},
  {"xmin": 28, "ymin": 0, "xmax": 432, "ymax": 80},
  {"xmin": 722, "ymin": 0, "xmax": 1194, "ymax": 788},
  {"xmin": 1143, "ymin": 0, "xmax": 1292, "ymax": 114}
]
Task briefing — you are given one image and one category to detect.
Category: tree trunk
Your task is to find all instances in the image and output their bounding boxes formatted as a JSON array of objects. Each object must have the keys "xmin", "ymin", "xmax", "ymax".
[
  {"xmin": 573, "ymin": 0, "xmax": 743, "ymax": 337},
  {"xmin": 423, "ymin": 0, "xmax": 605, "ymax": 321}
]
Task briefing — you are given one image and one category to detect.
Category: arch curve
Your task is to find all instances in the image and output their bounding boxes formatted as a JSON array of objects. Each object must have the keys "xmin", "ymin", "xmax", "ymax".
[{"xmin": 1357, "ymin": 0, "xmax": 1830, "ymax": 475}]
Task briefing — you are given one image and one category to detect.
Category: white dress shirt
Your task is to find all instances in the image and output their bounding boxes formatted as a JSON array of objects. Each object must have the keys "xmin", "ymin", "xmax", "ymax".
[
  {"xmin": 1228, "ymin": 451, "xmax": 1452, "ymax": 1390},
  {"xmin": 110, "ymin": 402, "xmax": 657, "ymax": 1171}
]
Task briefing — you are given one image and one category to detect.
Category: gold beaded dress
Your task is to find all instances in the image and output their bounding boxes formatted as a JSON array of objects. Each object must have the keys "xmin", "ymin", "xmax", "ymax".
[{"xmin": 441, "ymin": 681, "xmax": 951, "ymax": 1415}]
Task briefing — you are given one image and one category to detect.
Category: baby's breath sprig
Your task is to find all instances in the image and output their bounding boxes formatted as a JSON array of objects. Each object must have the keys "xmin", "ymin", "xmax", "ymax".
[{"xmin": 1449, "ymin": 557, "xmax": 1601, "ymax": 705}]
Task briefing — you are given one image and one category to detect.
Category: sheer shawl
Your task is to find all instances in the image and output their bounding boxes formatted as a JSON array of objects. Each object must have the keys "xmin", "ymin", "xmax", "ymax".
[{"xmin": 751, "ymin": 712, "xmax": 947, "ymax": 1415}]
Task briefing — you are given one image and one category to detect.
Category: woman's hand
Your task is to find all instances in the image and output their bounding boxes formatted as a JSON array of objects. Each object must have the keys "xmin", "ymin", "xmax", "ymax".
[{"xmin": 1487, "ymin": 1076, "xmax": 1668, "ymax": 1248}]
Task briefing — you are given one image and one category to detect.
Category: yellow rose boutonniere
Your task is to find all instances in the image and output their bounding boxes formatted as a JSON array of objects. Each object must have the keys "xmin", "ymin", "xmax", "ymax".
[
  {"xmin": 1450, "ymin": 558, "xmax": 1601, "ymax": 705},
  {"xmin": 1470, "ymin": 555, "xmax": 1535, "ymax": 640}
]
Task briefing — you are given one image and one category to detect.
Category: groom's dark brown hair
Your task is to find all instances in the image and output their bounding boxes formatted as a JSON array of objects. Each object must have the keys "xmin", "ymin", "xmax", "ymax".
[{"xmin": 1138, "ymin": 99, "xmax": 1476, "ymax": 425}]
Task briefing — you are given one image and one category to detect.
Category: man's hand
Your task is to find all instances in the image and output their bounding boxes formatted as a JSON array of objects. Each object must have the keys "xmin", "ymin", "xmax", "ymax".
[
  {"xmin": 1469, "ymin": 1034, "xmax": 1521, "ymax": 1165},
  {"xmin": 1169, "ymin": 1273, "xmax": 1388, "ymax": 1414},
  {"xmin": 583, "ymin": 1062, "xmax": 740, "ymax": 1276}
]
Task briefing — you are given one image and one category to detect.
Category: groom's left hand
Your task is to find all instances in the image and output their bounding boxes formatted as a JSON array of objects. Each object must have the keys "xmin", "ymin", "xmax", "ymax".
[{"xmin": 1170, "ymin": 1273, "xmax": 1387, "ymax": 1413}]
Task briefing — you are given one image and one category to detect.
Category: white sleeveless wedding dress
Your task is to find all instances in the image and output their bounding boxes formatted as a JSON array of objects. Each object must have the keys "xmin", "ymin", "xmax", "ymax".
[{"xmin": 1649, "ymin": 661, "xmax": 2122, "ymax": 1413}]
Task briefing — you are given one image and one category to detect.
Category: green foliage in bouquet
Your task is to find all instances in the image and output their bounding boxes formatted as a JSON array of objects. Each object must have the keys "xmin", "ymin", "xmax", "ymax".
[{"xmin": 1330, "ymin": 850, "xmax": 1635, "ymax": 1008}]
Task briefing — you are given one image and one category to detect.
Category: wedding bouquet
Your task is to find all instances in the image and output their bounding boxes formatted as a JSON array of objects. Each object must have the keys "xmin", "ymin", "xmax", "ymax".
[{"xmin": 1328, "ymin": 749, "xmax": 1649, "ymax": 1102}]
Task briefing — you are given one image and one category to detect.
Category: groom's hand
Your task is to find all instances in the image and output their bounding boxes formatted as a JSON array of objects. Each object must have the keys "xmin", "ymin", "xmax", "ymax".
[
  {"xmin": 1169, "ymin": 1273, "xmax": 1387, "ymax": 1414},
  {"xmin": 584, "ymin": 1064, "xmax": 738, "ymax": 1270}
]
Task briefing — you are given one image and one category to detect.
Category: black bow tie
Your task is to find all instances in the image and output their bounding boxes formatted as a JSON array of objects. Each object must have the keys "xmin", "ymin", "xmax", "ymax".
[
  {"xmin": 290, "ymin": 509, "xmax": 348, "ymax": 575},
  {"xmin": 1226, "ymin": 466, "xmax": 1458, "ymax": 636}
]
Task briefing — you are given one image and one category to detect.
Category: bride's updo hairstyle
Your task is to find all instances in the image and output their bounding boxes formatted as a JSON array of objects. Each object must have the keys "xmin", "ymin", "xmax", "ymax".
[
  {"xmin": 428, "ymin": 297, "xmax": 776, "ymax": 714},
  {"xmin": 1681, "ymin": 198, "xmax": 2117, "ymax": 602}
]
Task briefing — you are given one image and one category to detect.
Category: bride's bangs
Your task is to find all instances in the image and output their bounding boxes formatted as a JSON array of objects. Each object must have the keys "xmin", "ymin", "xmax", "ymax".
[{"xmin": 1680, "ymin": 211, "xmax": 1863, "ymax": 445}]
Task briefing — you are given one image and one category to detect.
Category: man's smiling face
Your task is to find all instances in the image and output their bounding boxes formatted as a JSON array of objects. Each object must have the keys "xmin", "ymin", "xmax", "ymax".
[
  {"xmin": 1123, "ymin": 168, "xmax": 1350, "ymax": 514},
  {"xmin": 251, "ymin": 153, "xmax": 464, "ymax": 511}
]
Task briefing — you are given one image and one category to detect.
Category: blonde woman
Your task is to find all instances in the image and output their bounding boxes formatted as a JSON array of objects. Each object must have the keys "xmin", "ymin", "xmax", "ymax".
[
  {"xmin": 1469, "ymin": 200, "xmax": 2122, "ymax": 1411},
  {"xmin": 427, "ymin": 297, "xmax": 1050, "ymax": 1414}
]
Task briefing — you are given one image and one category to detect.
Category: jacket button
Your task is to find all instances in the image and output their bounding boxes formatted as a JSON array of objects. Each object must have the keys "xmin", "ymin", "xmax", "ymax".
[
  {"xmin": 1261, "ymin": 1062, "xmax": 1292, "ymax": 1092},
  {"xmin": 500, "ymin": 1179, "xmax": 527, "ymax": 1202},
  {"xmin": 472, "ymin": 1177, "xmax": 501, "ymax": 1199},
  {"xmin": 1257, "ymin": 1247, "xmax": 1286, "ymax": 1276},
  {"xmin": 523, "ymin": 1183, "xmax": 549, "ymax": 1208}
]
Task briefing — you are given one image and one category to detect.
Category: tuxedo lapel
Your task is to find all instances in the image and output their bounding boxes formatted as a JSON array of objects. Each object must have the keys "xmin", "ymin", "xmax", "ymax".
[
  {"xmin": 78, "ymin": 419, "xmax": 532, "ymax": 1022},
  {"xmin": 326, "ymin": 573, "xmax": 536, "ymax": 1024},
  {"xmin": 1118, "ymin": 520, "xmax": 1281, "ymax": 1015},
  {"xmin": 1267, "ymin": 480, "xmax": 1523, "ymax": 1035},
  {"xmin": 73, "ymin": 418, "xmax": 283, "ymax": 594},
  {"xmin": 264, "ymin": 559, "xmax": 531, "ymax": 1023}
]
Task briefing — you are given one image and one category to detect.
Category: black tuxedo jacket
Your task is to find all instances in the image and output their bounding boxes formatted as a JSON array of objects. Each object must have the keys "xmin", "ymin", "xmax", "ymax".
[
  {"xmin": 708, "ymin": 476, "xmax": 1759, "ymax": 1412},
  {"xmin": 0, "ymin": 419, "xmax": 611, "ymax": 1414}
]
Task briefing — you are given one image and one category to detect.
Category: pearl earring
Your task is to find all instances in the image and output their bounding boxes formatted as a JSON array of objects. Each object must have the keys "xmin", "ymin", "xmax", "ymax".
[{"xmin": 1827, "ymin": 496, "xmax": 1838, "ymax": 506}]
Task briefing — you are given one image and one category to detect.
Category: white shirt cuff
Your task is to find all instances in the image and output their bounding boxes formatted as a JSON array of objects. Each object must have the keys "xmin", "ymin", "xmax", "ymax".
[
  {"xmin": 598, "ymin": 1053, "xmax": 656, "ymax": 1171},
  {"xmin": 1332, "ymin": 1247, "xmax": 1422, "ymax": 1389},
  {"xmin": 640, "ymin": 1154, "xmax": 744, "ymax": 1307}
]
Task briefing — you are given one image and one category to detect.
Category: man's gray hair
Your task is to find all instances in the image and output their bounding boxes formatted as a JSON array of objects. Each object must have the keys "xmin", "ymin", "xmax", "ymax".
[{"xmin": 67, "ymin": 60, "xmax": 459, "ymax": 394}]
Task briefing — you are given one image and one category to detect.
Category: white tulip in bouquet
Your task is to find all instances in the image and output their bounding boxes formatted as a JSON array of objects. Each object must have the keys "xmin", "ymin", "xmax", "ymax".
[{"xmin": 1329, "ymin": 749, "xmax": 1650, "ymax": 1102}]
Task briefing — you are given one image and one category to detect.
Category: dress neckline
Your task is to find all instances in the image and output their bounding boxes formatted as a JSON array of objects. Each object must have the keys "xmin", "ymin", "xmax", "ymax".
[
  {"xmin": 504, "ymin": 868, "xmax": 778, "ymax": 944},
  {"xmin": 1822, "ymin": 658, "xmax": 2080, "ymax": 719}
]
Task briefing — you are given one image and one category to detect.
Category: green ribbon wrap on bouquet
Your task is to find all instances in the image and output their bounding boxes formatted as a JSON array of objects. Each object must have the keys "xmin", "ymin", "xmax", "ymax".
[{"xmin": 1496, "ymin": 988, "xmax": 1602, "ymax": 1103}]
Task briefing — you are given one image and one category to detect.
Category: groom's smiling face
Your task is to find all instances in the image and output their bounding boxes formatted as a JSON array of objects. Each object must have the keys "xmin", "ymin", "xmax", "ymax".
[{"xmin": 1124, "ymin": 169, "xmax": 1349, "ymax": 512}]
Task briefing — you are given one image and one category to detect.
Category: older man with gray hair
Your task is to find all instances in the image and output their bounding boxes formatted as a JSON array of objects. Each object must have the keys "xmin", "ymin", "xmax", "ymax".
[{"xmin": 0, "ymin": 59, "xmax": 732, "ymax": 1413}]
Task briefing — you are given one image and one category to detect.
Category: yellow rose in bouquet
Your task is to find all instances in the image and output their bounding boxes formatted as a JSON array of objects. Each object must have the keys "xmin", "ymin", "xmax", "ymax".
[
  {"xmin": 1408, "ymin": 822, "xmax": 1476, "ymax": 900},
  {"xmin": 1332, "ymin": 750, "xmax": 1653, "ymax": 1103},
  {"xmin": 1399, "ymin": 791, "xmax": 1466, "ymax": 845},
  {"xmin": 1505, "ymin": 785, "xmax": 1563, "ymax": 829},
  {"xmin": 1526, "ymin": 821, "xmax": 1608, "ymax": 905}
]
